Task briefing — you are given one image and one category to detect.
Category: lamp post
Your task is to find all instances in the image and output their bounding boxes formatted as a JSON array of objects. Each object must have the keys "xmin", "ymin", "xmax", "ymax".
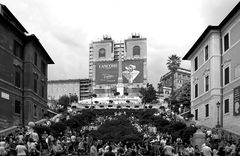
[
  {"xmin": 90, "ymin": 93, "xmax": 93, "ymax": 110},
  {"xmin": 90, "ymin": 93, "xmax": 96, "ymax": 110},
  {"xmin": 216, "ymin": 101, "xmax": 221, "ymax": 128}
]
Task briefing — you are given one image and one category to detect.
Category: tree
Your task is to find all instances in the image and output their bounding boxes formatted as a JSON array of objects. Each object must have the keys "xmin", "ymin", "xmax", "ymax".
[
  {"xmin": 157, "ymin": 81, "xmax": 163, "ymax": 94},
  {"xmin": 69, "ymin": 94, "xmax": 78, "ymax": 103},
  {"xmin": 176, "ymin": 81, "xmax": 191, "ymax": 108},
  {"xmin": 58, "ymin": 95, "xmax": 70, "ymax": 109},
  {"xmin": 139, "ymin": 83, "xmax": 158, "ymax": 104},
  {"xmin": 166, "ymin": 54, "xmax": 181, "ymax": 95},
  {"xmin": 171, "ymin": 81, "xmax": 191, "ymax": 112},
  {"xmin": 91, "ymin": 116, "xmax": 142, "ymax": 143}
]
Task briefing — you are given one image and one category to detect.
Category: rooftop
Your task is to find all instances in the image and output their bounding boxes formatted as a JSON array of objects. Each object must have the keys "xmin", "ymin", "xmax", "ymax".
[
  {"xmin": 183, "ymin": 1, "xmax": 240, "ymax": 60},
  {"xmin": 0, "ymin": 3, "xmax": 28, "ymax": 33},
  {"xmin": 48, "ymin": 78, "xmax": 90, "ymax": 84}
]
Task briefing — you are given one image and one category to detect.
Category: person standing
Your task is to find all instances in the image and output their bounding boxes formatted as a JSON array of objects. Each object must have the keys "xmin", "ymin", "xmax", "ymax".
[
  {"xmin": 78, "ymin": 138, "xmax": 85, "ymax": 156},
  {"xmin": 163, "ymin": 142, "xmax": 174, "ymax": 156},
  {"xmin": 90, "ymin": 141, "xmax": 98, "ymax": 156},
  {"xmin": 194, "ymin": 145, "xmax": 201, "ymax": 156},
  {"xmin": 230, "ymin": 141, "xmax": 236, "ymax": 156},
  {"xmin": 104, "ymin": 146, "xmax": 115, "ymax": 156},
  {"xmin": 201, "ymin": 143, "xmax": 212, "ymax": 156},
  {"xmin": 15, "ymin": 142, "xmax": 28, "ymax": 156}
]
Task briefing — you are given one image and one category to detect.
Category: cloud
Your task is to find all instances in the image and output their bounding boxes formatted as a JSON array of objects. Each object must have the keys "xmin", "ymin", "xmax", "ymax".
[
  {"xmin": 1, "ymin": 0, "xmax": 239, "ymax": 88},
  {"xmin": 200, "ymin": 0, "xmax": 239, "ymax": 25}
]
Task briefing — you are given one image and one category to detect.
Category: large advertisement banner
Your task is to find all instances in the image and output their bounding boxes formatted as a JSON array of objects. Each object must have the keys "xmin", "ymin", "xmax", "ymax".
[
  {"xmin": 234, "ymin": 86, "xmax": 240, "ymax": 116},
  {"xmin": 95, "ymin": 61, "xmax": 118, "ymax": 84},
  {"xmin": 122, "ymin": 59, "xmax": 144, "ymax": 84}
]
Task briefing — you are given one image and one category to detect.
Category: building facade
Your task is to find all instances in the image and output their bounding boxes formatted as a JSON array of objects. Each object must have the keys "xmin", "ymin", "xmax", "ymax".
[
  {"xmin": 0, "ymin": 4, "xmax": 54, "ymax": 129},
  {"xmin": 47, "ymin": 79, "xmax": 91, "ymax": 101},
  {"xmin": 159, "ymin": 67, "xmax": 191, "ymax": 93},
  {"xmin": 183, "ymin": 2, "xmax": 240, "ymax": 134},
  {"xmin": 89, "ymin": 34, "xmax": 147, "ymax": 97}
]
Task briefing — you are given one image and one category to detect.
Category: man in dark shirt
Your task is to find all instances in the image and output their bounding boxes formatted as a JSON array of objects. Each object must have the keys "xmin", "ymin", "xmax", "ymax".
[{"xmin": 104, "ymin": 146, "xmax": 115, "ymax": 156}]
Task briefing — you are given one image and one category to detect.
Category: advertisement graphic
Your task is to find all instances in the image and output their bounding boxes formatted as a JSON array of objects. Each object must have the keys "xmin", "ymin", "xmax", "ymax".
[
  {"xmin": 122, "ymin": 60, "xmax": 144, "ymax": 84},
  {"xmin": 234, "ymin": 86, "xmax": 240, "ymax": 116},
  {"xmin": 95, "ymin": 61, "xmax": 118, "ymax": 84}
]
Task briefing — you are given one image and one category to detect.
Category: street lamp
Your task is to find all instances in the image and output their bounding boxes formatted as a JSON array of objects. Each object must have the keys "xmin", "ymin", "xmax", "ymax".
[
  {"xmin": 216, "ymin": 101, "xmax": 221, "ymax": 128},
  {"xmin": 90, "ymin": 94, "xmax": 93, "ymax": 110},
  {"xmin": 90, "ymin": 93, "xmax": 96, "ymax": 110}
]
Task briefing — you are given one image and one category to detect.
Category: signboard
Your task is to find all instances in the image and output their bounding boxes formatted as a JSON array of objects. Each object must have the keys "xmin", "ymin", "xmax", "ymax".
[
  {"xmin": 95, "ymin": 61, "xmax": 118, "ymax": 84},
  {"xmin": 1, "ymin": 92, "xmax": 9, "ymax": 100},
  {"xmin": 122, "ymin": 59, "xmax": 144, "ymax": 84},
  {"xmin": 234, "ymin": 86, "xmax": 240, "ymax": 116}
]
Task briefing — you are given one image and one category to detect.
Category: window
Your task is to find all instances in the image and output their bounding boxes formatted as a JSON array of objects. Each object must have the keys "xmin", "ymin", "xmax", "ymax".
[
  {"xmin": 13, "ymin": 41, "xmax": 23, "ymax": 60},
  {"xmin": 34, "ymin": 52, "xmax": 38, "ymax": 66},
  {"xmin": 224, "ymin": 66, "xmax": 230, "ymax": 85},
  {"xmin": 205, "ymin": 104, "xmax": 209, "ymax": 117},
  {"xmin": 205, "ymin": 75, "xmax": 209, "ymax": 92},
  {"xmin": 224, "ymin": 99, "xmax": 229, "ymax": 113},
  {"xmin": 234, "ymin": 65, "xmax": 240, "ymax": 78},
  {"xmin": 41, "ymin": 61, "xmax": 46, "ymax": 75},
  {"xmin": 205, "ymin": 45, "xmax": 209, "ymax": 61},
  {"xmin": 15, "ymin": 100, "xmax": 21, "ymax": 114},
  {"xmin": 224, "ymin": 33, "xmax": 229, "ymax": 52},
  {"xmin": 195, "ymin": 109, "xmax": 198, "ymax": 120},
  {"xmin": 194, "ymin": 83, "xmax": 198, "ymax": 98},
  {"xmin": 34, "ymin": 78, "xmax": 37, "ymax": 93},
  {"xmin": 133, "ymin": 46, "xmax": 140, "ymax": 57},
  {"xmin": 42, "ymin": 109, "xmax": 44, "ymax": 117},
  {"xmin": 41, "ymin": 85, "xmax": 44, "ymax": 98},
  {"xmin": 33, "ymin": 105, "xmax": 37, "ymax": 117},
  {"xmin": 98, "ymin": 48, "xmax": 106, "ymax": 58},
  {"xmin": 194, "ymin": 57, "xmax": 198, "ymax": 71},
  {"xmin": 15, "ymin": 70, "xmax": 21, "ymax": 88}
]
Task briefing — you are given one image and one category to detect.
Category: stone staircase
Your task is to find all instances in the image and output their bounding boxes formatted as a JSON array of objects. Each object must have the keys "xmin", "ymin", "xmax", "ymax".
[
  {"xmin": 222, "ymin": 124, "xmax": 240, "ymax": 138},
  {"xmin": 0, "ymin": 126, "xmax": 19, "ymax": 137},
  {"xmin": 0, "ymin": 112, "xmax": 62, "ymax": 137}
]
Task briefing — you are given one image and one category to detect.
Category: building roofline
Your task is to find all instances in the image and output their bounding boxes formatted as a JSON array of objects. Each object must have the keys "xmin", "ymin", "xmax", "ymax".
[
  {"xmin": 125, "ymin": 38, "xmax": 147, "ymax": 42},
  {"xmin": 178, "ymin": 67, "xmax": 191, "ymax": 72},
  {"xmin": 219, "ymin": 1, "xmax": 240, "ymax": 28},
  {"xmin": 48, "ymin": 79, "xmax": 81, "ymax": 83},
  {"xmin": 48, "ymin": 78, "xmax": 90, "ymax": 84},
  {"xmin": 183, "ymin": 1, "xmax": 240, "ymax": 60},
  {"xmin": 183, "ymin": 25, "xmax": 219, "ymax": 60},
  {"xmin": 26, "ymin": 35, "xmax": 54, "ymax": 64},
  {"xmin": 160, "ymin": 67, "xmax": 191, "ymax": 80},
  {"xmin": 0, "ymin": 4, "xmax": 28, "ymax": 33},
  {"xmin": 92, "ymin": 40, "xmax": 114, "ymax": 44}
]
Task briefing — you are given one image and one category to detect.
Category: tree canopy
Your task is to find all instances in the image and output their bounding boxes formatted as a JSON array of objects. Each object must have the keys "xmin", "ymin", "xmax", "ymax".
[
  {"xmin": 169, "ymin": 81, "xmax": 191, "ymax": 112},
  {"xmin": 139, "ymin": 83, "xmax": 158, "ymax": 104},
  {"xmin": 166, "ymin": 54, "xmax": 181, "ymax": 73},
  {"xmin": 91, "ymin": 116, "xmax": 143, "ymax": 143},
  {"xmin": 34, "ymin": 109, "xmax": 197, "ymax": 144},
  {"xmin": 58, "ymin": 95, "xmax": 70, "ymax": 109},
  {"xmin": 166, "ymin": 54, "xmax": 181, "ymax": 95}
]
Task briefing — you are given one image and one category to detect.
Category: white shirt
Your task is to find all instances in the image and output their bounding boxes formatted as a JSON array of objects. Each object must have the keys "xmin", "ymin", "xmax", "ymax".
[
  {"xmin": 201, "ymin": 145, "xmax": 212, "ymax": 156},
  {"xmin": 90, "ymin": 145, "xmax": 98, "ymax": 156},
  {"xmin": 16, "ymin": 145, "xmax": 27, "ymax": 156}
]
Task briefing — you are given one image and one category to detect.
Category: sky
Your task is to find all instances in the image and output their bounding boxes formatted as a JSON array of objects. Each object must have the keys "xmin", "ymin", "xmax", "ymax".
[{"xmin": 1, "ymin": 0, "xmax": 239, "ymax": 87}]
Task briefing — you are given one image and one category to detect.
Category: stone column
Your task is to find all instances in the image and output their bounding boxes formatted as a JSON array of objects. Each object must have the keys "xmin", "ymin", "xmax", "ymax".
[{"xmin": 117, "ymin": 47, "xmax": 124, "ymax": 95}]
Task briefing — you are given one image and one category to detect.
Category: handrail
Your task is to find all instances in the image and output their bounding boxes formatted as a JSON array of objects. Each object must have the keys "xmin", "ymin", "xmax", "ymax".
[{"xmin": 0, "ymin": 126, "xmax": 19, "ymax": 137}]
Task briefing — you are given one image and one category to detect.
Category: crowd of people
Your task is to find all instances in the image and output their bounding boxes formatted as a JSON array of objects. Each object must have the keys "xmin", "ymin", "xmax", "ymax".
[{"xmin": 0, "ymin": 109, "xmax": 240, "ymax": 156}]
